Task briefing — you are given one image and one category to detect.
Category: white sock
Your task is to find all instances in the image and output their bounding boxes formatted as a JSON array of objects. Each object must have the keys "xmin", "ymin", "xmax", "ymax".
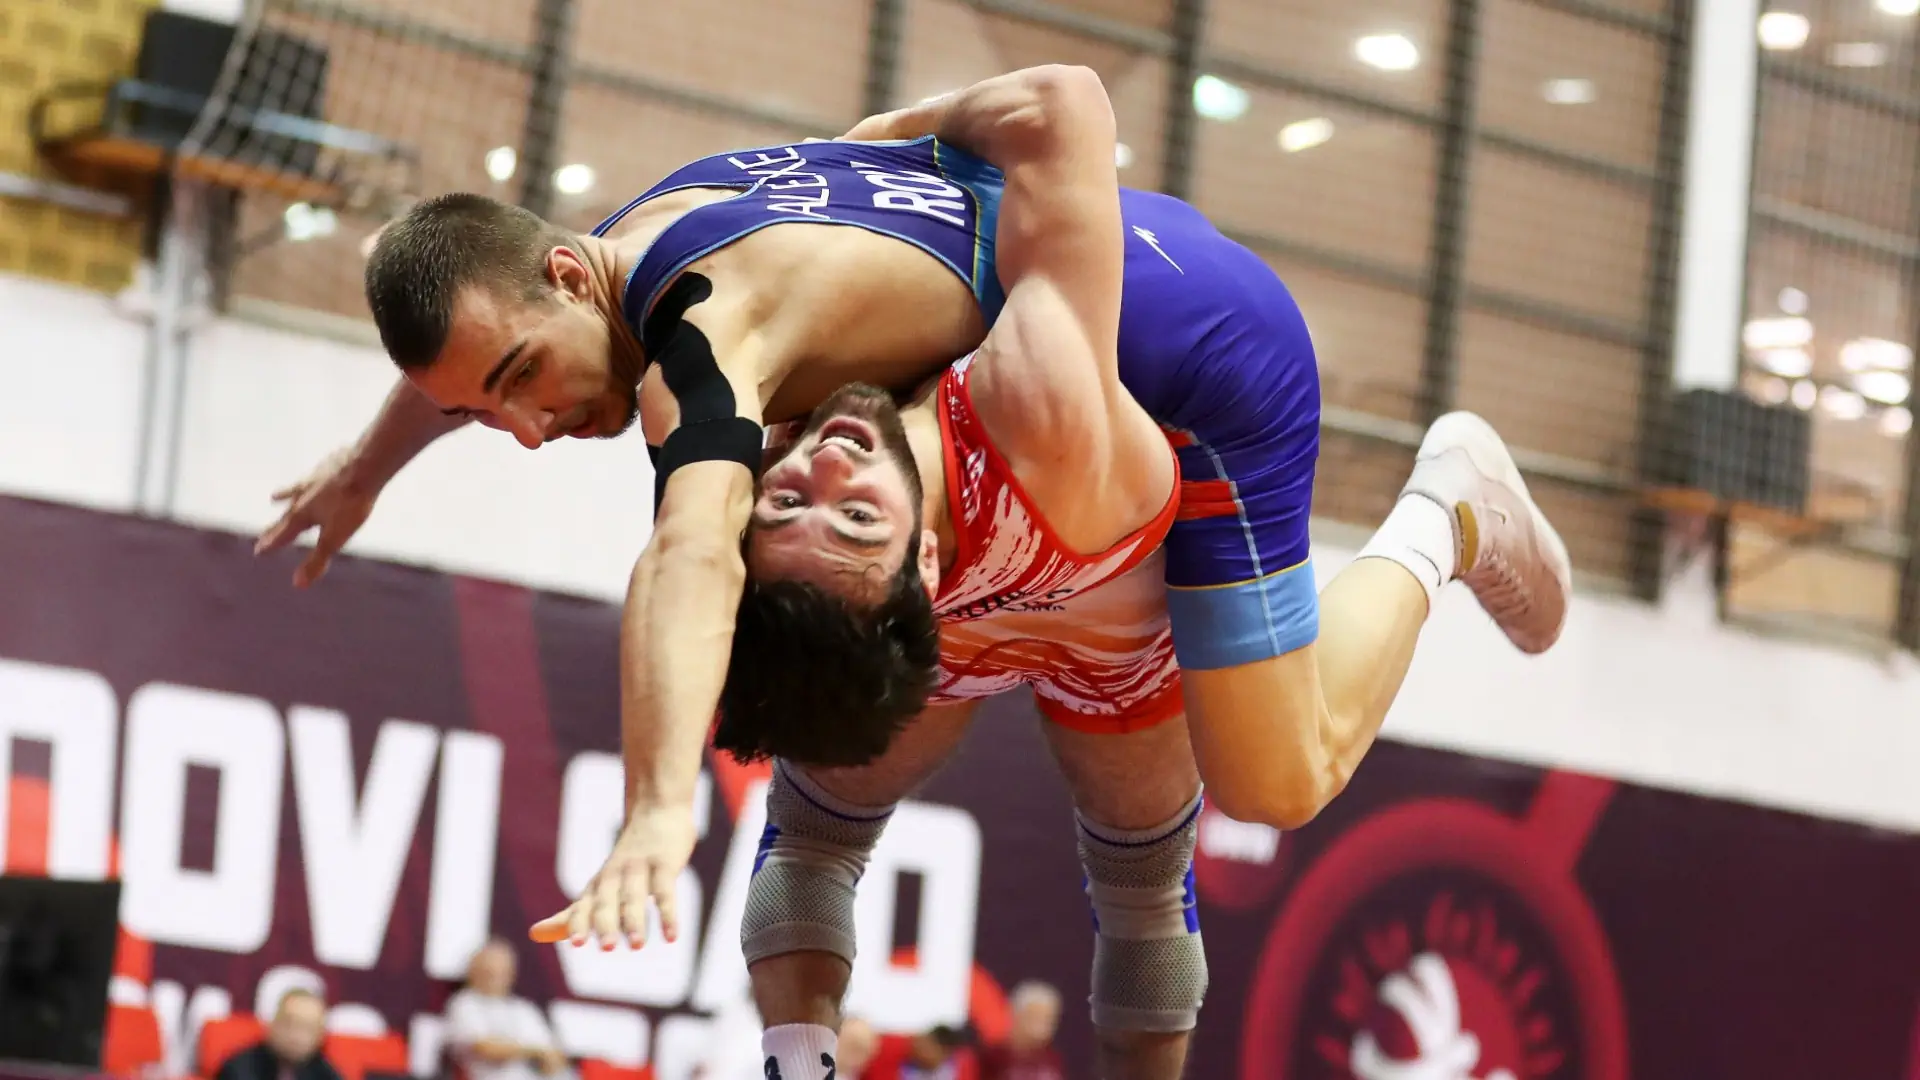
[
  {"xmin": 762, "ymin": 1023, "xmax": 838, "ymax": 1079},
  {"xmin": 1354, "ymin": 493, "xmax": 1458, "ymax": 614}
]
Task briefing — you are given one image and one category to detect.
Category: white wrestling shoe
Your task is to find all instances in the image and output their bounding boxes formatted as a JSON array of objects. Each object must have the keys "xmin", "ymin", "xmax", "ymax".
[{"xmin": 1402, "ymin": 411, "xmax": 1573, "ymax": 654}]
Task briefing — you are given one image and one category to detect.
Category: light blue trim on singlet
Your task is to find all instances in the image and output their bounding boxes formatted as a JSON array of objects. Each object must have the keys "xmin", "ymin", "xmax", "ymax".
[
  {"xmin": 929, "ymin": 137, "xmax": 1007, "ymax": 325},
  {"xmin": 594, "ymin": 136, "xmax": 1008, "ymax": 332}
]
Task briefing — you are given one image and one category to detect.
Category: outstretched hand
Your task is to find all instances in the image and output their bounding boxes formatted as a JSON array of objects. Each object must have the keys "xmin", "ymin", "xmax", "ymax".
[
  {"xmin": 254, "ymin": 447, "xmax": 380, "ymax": 588},
  {"xmin": 530, "ymin": 800, "xmax": 699, "ymax": 949}
]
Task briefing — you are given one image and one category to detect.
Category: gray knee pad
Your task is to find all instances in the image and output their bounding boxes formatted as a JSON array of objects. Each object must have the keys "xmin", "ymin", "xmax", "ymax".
[
  {"xmin": 740, "ymin": 760, "xmax": 893, "ymax": 967},
  {"xmin": 1078, "ymin": 791, "xmax": 1209, "ymax": 1033}
]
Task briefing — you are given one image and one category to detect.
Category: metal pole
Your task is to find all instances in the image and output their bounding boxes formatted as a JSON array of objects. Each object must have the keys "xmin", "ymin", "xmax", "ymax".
[
  {"xmin": 134, "ymin": 182, "xmax": 204, "ymax": 517},
  {"xmin": 1894, "ymin": 60, "xmax": 1920, "ymax": 650},
  {"xmin": 863, "ymin": 0, "xmax": 907, "ymax": 117},
  {"xmin": 1159, "ymin": 0, "xmax": 1206, "ymax": 201},
  {"xmin": 1415, "ymin": 0, "xmax": 1482, "ymax": 425},
  {"xmin": 1625, "ymin": 0, "xmax": 1697, "ymax": 602},
  {"xmin": 516, "ymin": 0, "xmax": 577, "ymax": 218}
]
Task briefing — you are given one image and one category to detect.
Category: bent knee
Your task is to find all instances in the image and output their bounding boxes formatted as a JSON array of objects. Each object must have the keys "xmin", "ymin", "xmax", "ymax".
[{"xmin": 1205, "ymin": 781, "xmax": 1330, "ymax": 831}]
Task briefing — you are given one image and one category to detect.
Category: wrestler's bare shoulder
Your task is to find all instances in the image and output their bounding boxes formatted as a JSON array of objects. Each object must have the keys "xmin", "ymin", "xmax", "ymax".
[{"xmin": 612, "ymin": 187, "xmax": 987, "ymax": 425}]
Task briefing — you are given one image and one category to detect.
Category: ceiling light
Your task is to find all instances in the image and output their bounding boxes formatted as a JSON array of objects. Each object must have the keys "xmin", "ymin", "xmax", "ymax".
[
  {"xmin": 1830, "ymin": 42, "xmax": 1890, "ymax": 67},
  {"xmin": 1542, "ymin": 78, "xmax": 1597, "ymax": 105},
  {"xmin": 1752, "ymin": 375, "xmax": 1791, "ymax": 406},
  {"xmin": 1854, "ymin": 369, "xmax": 1911, "ymax": 404},
  {"xmin": 1742, "ymin": 316, "xmax": 1814, "ymax": 350},
  {"xmin": 1758, "ymin": 12, "xmax": 1811, "ymax": 51},
  {"xmin": 1114, "ymin": 142, "xmax": 1135, "ymax": 169},
  {"xmin": 1355, "ymin": 33, "xmax": 1421, "ymax": 72},
  {"xmin": 1881, "ymin": 406, "xmax": 1912, "ymax": 436},
  {"xmin": 1877, "ymin": 0, "xmax": 1920, "ymax": 16},
  {"xmin": 1839, "ymin": 337, "xmax": 1913, "ymax": 371},
  {"xmin": 282, "ymin": 202, "xmax": 337, "ymax": 243},
  {"xmin": 1791, "ymin": 379, "xmax": 1818, "ymax": 409},
  {"xmin": 1777, "ymin": 286, "xmax": 1809, "ymax": 314},
  {"xmin": 553, "ymin": 163, "xmax": 596, "ymax": 195},
  {"xmin": 1819, "ymin": 385, "xmax": 1868, "ymax": 420},
  {"xmin": 484, "ymin": 146, "xmax": 517, "ymax": 183},
  {"xmin": 1192, "ymin": 75, "xmax": 1250, "ymax": 122},
  {"xmin": 1278, "ymin": 117, "xmax": 1335, "ymax": 153},
  {"xmin": 1756, "ymin": 348, "xmax": 1813, "ymax": 378}
]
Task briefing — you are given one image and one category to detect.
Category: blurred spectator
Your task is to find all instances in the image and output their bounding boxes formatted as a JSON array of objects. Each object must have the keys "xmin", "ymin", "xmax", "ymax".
[
  {"xmin": 866, "ymin": 1025, "xmax": 977, "ymax": 1080},
  {"xmin": 836, "ymin": 1017, "xmax": 879, "ymax": 1079},
  {"xmin": 977, "ymin": 981, "xmax": 1063, "ymax": 1080},
  {"xmin": 214, "ymin": 989, "xmax": 343, "ymax": 1080},
  {"xmin": 446, "ymin": 939, "xmax": 575, "ymax": 1080}
]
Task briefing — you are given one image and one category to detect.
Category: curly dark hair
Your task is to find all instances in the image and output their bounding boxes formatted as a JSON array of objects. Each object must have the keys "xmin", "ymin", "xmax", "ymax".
[{"xmin": 716, "ymin": 538, "xmax": 942, "ymax": 768}]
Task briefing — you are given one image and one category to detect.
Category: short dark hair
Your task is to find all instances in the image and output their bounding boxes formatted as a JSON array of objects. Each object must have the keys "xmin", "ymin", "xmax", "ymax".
[
  {"xmin": 364, "ymin": 192, "xmax": 574, "ymax": 370},
  {"xmin": 716, "ymin": 543, "xmax": 941, "ymax": 768}
]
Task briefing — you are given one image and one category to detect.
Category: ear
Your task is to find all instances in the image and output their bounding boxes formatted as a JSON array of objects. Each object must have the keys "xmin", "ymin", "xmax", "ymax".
[
  {"xmin": 546, "ymin": 245, "xmax": 592, "ymax": 300},
  {"xmin": 916, "ymin": 529, "xmax": 941, "ymax": 600}
]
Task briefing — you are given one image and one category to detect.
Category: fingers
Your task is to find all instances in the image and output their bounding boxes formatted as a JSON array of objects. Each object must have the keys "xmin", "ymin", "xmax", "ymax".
[
  {"xmin": 565, "ymin": 884, "xmax": 594, "ymax": 947},
  {"xmin": 620, "ymin": 857, "xmax": 653, "ymax": 948},
  {"xmin": 293, "ymin": 549, "xmax": 332, "ymax": 589},
  {"xmin": 538, "ymin": 863, "xmax": 672, "ymax": 951},
  {"xmin": 254, "ymin": 508, "xmax": 308, "ymax": 556},
  {"xmin": 652, "ymin": 863, "xmax": 680, "ymax": 944},
  {"xmin": 270, "ymin": 481, "xmax": 306, "ymax": 503},
  {"xmin": 589, "ymin": 861, "xmax": 625, "ymax": 949},
  {"xmin": 292, "ymin": 521, "xmax": 354, "ymax": 588}
]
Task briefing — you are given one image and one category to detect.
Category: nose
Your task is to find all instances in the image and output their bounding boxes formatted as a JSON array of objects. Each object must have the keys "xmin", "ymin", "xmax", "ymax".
[
  {"xmin": 810, "ymin": 441, "xmax": 859, "ymax": 480},
  {"xmin": 500, "ymin": 402, "xmax": 552, "ymax": 450}
]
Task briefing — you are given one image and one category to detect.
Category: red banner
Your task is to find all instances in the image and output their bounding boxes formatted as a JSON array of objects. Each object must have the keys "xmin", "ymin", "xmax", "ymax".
[{"xmin": 1, "ymin": 495, "xmax": 1916, "ymax": 1078}]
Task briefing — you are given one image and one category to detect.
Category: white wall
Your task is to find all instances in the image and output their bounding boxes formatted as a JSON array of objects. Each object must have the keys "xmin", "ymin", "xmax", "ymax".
[
  {"xmin": 3, "ymin": 269, "xmax": 1917, "ymax": 834},
  {"xmin": 171, "ymin": 312, "xmax": 656, "ymax": 600}
]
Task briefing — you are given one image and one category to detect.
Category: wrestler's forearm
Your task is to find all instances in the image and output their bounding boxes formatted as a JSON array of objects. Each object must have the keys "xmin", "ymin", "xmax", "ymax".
[
  {"xmin": 348, "ymin": 378, "xmax": 470, "ymax": 487},
  {"xmin": 619, "ymin": 465, "xmax": 754, "ymax": 810}
]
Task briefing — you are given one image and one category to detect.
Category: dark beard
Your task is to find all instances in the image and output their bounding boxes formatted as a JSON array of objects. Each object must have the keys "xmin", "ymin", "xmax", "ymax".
[{"xmin": 595, "ymin": 379, "xmax": 641, "ymax": 440}]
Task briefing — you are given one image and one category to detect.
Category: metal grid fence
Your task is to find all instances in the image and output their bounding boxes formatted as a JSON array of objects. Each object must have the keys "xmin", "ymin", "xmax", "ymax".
[{"xmin": 205, "ymin": 0, "xmax": 1920, "ymax": 647}]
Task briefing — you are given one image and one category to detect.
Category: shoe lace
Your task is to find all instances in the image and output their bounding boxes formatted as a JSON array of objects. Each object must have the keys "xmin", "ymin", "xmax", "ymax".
[{"xmin": 1466, "ymin": 548, "xmax": 1532, "ymax": 615}]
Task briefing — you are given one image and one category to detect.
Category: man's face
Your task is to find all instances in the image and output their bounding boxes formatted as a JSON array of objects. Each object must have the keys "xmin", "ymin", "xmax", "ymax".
[
  {"xmin": 469, "ymin": 942, "xmax": 517, "ymax": 996},
  {"xmin": 747, "ymin": 384, "xmax": 928, "ymax": 603},
  {"xmin": 407, "ymin": 252, "xmax": 637, "ymax": 450},
  {"xmin": 267, "ymin": 993, "xmax": 325, "ymax": 1064},
  {"xmin": 1011, "ymin": 995, "xmax": 1060, "ymax": 1048}
]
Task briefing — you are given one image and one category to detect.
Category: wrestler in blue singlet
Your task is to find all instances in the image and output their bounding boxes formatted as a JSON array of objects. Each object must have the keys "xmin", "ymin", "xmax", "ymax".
[{"xmin": 593, "ymin": 136, "xmax": 1321, "ymax": 672}]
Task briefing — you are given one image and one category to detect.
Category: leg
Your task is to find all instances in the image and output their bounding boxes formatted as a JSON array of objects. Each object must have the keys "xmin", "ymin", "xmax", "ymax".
[
  {"xmin": 1164, "ymin": 313, "xmax": 1569, "ymax": 828},
  {"xmin": 743, "ymin": 702, "xmax": 977, "ymax": 1075},
  {"xmin": 1040, "ymin": 710, "xmax": 1206, "ymax": 1080},
  {"xmin": 1174, "ymin": 413, "xmax": 1572, "ymax": 827}
]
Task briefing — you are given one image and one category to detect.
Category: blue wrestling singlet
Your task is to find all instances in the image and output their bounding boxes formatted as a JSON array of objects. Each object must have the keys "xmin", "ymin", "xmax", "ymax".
[{"xmin": 595, "ymin": 136, "xmax": 1323, "ymax": 672}]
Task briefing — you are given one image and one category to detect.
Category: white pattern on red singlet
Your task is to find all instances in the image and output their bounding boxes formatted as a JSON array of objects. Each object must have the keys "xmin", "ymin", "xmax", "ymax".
[{"xmin": 927, "ymin": 355, "xmax": 1184, "ymax": 729}]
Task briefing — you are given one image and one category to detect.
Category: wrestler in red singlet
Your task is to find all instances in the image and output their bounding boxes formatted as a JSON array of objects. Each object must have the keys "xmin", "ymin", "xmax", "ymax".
[{"xmin": 925, "ymin": 353, "xmax": 1183, "ymax": 734}]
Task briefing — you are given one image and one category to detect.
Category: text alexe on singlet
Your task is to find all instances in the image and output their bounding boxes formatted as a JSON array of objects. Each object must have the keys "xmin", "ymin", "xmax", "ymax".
[{"xmin": 722, "ymin": 145, "xmax": 970, "ymax": 228}]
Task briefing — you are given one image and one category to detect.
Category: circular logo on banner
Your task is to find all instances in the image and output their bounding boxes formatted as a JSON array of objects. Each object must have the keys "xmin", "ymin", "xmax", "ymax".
[{"xmin": 1241, "ymin": 799, "xmax": 1628, "ymax": 1080}]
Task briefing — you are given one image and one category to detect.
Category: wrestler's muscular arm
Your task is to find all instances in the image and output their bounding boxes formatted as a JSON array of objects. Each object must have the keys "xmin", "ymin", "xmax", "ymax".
[
  {"xmin": 873, "ymin": 66, "xmax": 1173, "ymax": 537},
  {"xmin": 531, "ymin": 283, "xmax": 769, "ymax": 950}
]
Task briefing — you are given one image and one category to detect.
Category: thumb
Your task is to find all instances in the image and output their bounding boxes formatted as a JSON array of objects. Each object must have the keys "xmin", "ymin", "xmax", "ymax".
[{"xmin": 529, "ymin": 913, "xmax": 571, "ymax": 944}]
